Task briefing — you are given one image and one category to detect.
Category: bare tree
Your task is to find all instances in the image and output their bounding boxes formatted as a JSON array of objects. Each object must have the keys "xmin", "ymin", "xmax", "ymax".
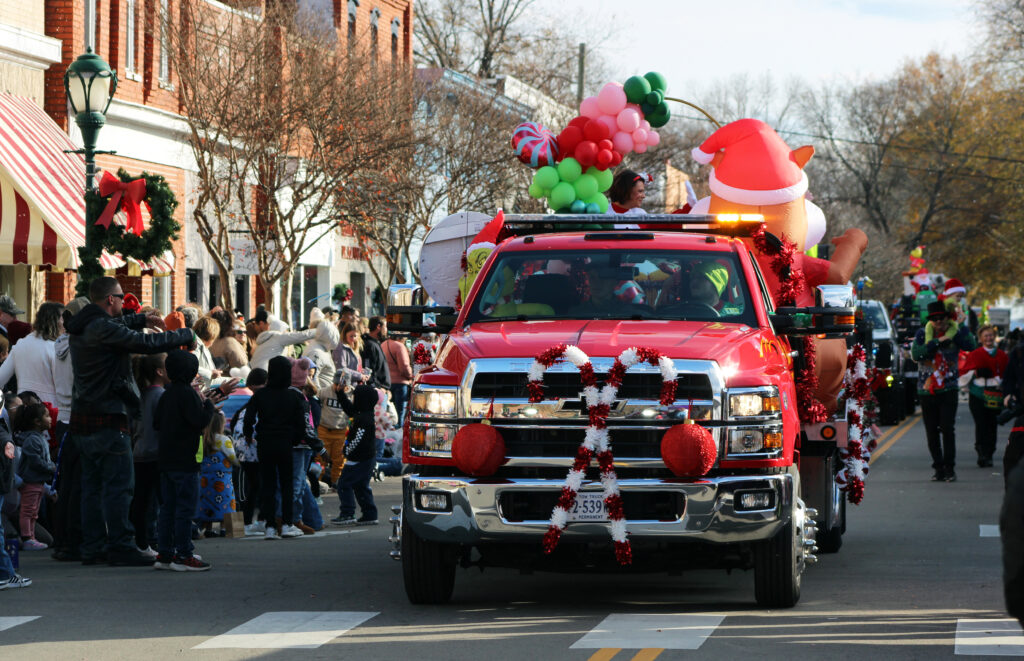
[{"xmin": 170, "ymin": 1, "xmax": 415, "ymax": 318}]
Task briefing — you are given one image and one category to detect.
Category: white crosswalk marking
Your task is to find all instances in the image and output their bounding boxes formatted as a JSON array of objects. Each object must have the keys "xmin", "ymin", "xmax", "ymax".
[
  {"xmin": 193, "ymin": 611, "xmax": 378, "ymax": 649},
  {"xmin": 979, "ymin": 524, "xmax": 1000, "ymax": 538},
  {"xmin": 570, "ymin": 613, "xmax": 725, "ymax": 650},
  {"xmin": 0, "ymin": 616, "xmax": 40, "ymax": 632},
  {"xmin": 955, "ymin": 619, "xmax": 1024, "ymax": 655}
]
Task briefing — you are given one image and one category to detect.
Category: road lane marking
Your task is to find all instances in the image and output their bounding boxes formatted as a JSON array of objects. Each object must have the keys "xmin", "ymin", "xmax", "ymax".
[
  {"xmin": 571, "ymin": 614, "xmax": 723, "ymax": 650},
  {"xmin": 869, "ymin": 414, "xmax": 920, "ymax": 464},
  {"xmin": 0, "ymin": 616, "xmax": 40, "ymax": 632},
  {"xmin": 193, "ymin": 611, "xmax": 378, "ymax": 649},
  {"xmin": 630, "ymin": 649, "xmax": 664, "ymax": 661},
  {"xmin": 980, "ymin": 525, "xmax": 1000, "ymax": 538},
  {"xmin": 955, "ymin": 619, "xmax": 1024, "ymax": 655},
  {"xmin": 587, "ymin": 649, "xmax": 621, "ymax": 661}
]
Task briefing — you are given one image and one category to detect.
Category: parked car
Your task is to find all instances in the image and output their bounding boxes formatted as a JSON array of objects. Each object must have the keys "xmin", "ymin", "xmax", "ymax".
[{"xmin": 857, "ymin": 299, "xmax": 907, "ymax": 424}]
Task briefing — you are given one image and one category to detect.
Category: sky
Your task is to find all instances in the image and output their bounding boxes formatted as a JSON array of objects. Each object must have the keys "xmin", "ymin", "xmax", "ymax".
[{"xmin": 550, "ymin": 0, "xmax": 978, "ymax": 93}]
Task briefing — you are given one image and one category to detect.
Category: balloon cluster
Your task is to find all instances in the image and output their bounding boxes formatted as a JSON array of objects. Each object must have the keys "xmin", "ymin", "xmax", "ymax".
[{"xmin": 510, "ymin": 72, "xmax": 669, "ymax": 213}]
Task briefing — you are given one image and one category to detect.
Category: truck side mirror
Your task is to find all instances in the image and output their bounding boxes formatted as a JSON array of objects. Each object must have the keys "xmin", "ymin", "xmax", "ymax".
[
  {"xmin": 385, "ymin": 284, "xmax": 457, "ymax": 334},
  {"xmin": 770, "ymin": 285, "xmax": 856, "ymax": 338}
]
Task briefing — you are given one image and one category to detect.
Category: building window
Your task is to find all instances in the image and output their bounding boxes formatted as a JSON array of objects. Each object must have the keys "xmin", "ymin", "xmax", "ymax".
[
  {"xmin": 158, "ymin": 0, "xmax": 170, "ymax": 82},
  {"xmin": 186, "ymin": 268, "xmax": 200, "ymax": 304},
  {"xmin": 152, "ymin": 274, "xmax": 170, "ymax": 313},
  {"xmin": 390, "ymin": 17, "xmax": 400, "ymax": 65},
  {"xmin": 125, "ymin": 0, "xmax": 136, "ymax": 74},
  {"xmin": 234, "ymin": 275, "xmax": 249, "ymax": 318},
  {"xmin": 347, "ymin": 0, "xmax": 358, "ymax": 50},
  {"xmin": 369, "ymin": 9, "xmax": 379, "ymax": 66}
]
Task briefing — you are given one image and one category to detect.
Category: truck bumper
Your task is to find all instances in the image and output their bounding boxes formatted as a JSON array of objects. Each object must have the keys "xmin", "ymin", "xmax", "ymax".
[{"xmin": 402, "ymin": 472, "xmax": 794, "ymax": 546}]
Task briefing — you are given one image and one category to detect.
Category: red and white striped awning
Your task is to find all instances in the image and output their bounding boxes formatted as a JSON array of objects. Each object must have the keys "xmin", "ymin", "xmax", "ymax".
[{"xmin": 0, "ymin": 93, "xmax": 89, "ymax": 269}]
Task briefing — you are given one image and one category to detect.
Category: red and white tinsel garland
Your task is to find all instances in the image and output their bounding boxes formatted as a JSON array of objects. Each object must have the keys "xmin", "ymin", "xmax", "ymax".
[
  {"xmin": 527, "ymin": 344, "xmax": 678, "ymax": 565},
  {"xmin": 836, "ymin": 343, "xmax": 878, "ymax": 504},
  {"xmin": 751, "ymin": 227, "xmax": 827, "ymax": 424},
  {"xmin": 412, "ymin": 340, "xmax": 435, "ymax": 376}
]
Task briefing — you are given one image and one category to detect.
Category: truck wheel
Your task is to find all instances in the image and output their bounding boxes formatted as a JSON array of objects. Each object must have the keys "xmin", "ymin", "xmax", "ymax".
[
  {"xmin": 816, "ymin": 484, "xmax": 845, "ymax": 554},
  {"xmin": 894, "ymin": 382, "xmax": 907, "ymax": 420},
  {"xmin": 878, "ymin": 387, "xmax": 899, "ymax": 425},
  {"xmin": 904, "ymin": 380, "xmax": 917, "ymax": 415},
  {"xmin": 754, "ymin": 500, "xmax": 804, "ymax": 608},
  {"xmin": 402, "ymin": 517, "xmax": 457, "ymax": 604}
]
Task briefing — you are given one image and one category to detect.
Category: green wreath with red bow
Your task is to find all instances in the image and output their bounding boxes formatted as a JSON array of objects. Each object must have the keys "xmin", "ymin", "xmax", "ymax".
[{"xmin": 75, "ymin": 168, "xmax": 180, "ymax": 296}]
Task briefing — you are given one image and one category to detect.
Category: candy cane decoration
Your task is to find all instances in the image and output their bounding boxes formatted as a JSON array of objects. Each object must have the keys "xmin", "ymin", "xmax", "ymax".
[
  {"xmin": 836, "ymin": 344, "xmax": 876, "ymax": 504},
  {"xmin": 527, "ymin": 344, "xmax": 678, "ymax": 565}
]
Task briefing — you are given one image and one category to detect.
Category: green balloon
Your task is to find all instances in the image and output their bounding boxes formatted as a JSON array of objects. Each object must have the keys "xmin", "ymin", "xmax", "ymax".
[
  {"xmin": 640, "ymin": 102, "xmax": 655, "ymax": 116},
  {"xmin": 584, "ymin": 193, "xmax": 609, "ymax": 213},
  {"xmin": 534, "ymin": 166, "xmax": 559, "ymax": 190},
  {"xmin": 585, "ymin": 203, "xmax": 601, "ymax": 214},
  {"xmin": 644, "ymin": 71, "xmax": 667, "ymax": 93},
  {"xmin": 549, "ymin": 181, "xmax": 576, "ymax": 210},
  {"xmin": 570, "ymin": 200, "xmax": 587, "ymax": 214},
  {"xmin": 573, "ymin": 174, "xmax": 598, "ymax": 200},
  {"xmin": 587, "ymin": 166, "xmax": 614, "ymax": 192},
  {"xmin": 557, "ymin": 157, "xmax": 582, "ymax": 183},
  {"xmin": 623, "ymin": 75, "xmax": 652, "ymax": 104},
  {"xmin": 645, "ymin": 89, "xmax": 664, "ymax": 106},
  {"xmin": 647, "ymin": 100, "xmax": 671, "ymax": 128},
  {"xmin": 528, "ymin": 183, "xmax": 545, "ymax": 199}
]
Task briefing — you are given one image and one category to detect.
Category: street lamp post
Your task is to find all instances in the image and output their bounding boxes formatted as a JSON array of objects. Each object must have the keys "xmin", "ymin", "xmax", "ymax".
[{"xmin": 64, "ymin": 47, "xmax": 117, "ymax": 278}]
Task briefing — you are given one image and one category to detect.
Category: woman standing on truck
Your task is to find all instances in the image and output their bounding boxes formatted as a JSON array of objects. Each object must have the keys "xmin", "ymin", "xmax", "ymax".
[{"xmin": 962, "ymin": 325, "xmax": 1008, "ymax": 468}]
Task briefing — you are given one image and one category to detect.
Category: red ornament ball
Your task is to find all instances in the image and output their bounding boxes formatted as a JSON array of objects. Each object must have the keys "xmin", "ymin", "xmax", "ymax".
[
  {"xmin": 452, "ymin": 423, "xmax": 506, "ymax": 476},
  {"xmin": 661, "ymin": 423, "xmax": 717, "ymax": 476}
]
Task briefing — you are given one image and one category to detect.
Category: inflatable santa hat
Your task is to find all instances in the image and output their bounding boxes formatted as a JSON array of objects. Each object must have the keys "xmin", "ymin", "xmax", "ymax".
[
  {"xmin": 465, "ymin": 209, "xmax": 505, "ymax": 258},
  {"xmin": 691, "ymin": 118, "xmax": 811, "ymax": 206},
  {"xmin": 943, "ymin": 278, "xmax": 966, "ymax": 298}
]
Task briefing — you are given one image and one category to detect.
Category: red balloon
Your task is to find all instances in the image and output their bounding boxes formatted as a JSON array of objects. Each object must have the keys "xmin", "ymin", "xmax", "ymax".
[
  {"xmin": 661, "ymin": 423, "xmax": 717, "ymax": 476},
  {"xmin": 597, "ymin": 139, "xmax": 613, "ymax": 152},
  {"xmin": 452, "ymin": 423, "xmax": 506, "ymax": 477},
  {"xmin": 574, "ymin": 141, "xmax": 598, "ymax": 167},
  {"xmin": 558, "ymin": 126, "xmax": 583, "ymax": 154},
  {"xmin": 609, "ymin": 150, "xmax": 623, "ymax": 167},
  {"xmin": 596, "ymin": 149, "xmax": 613, "ymax": 169},
  {"xmin": 583, "ymin": 119, "xmax": 610, "ymax": 142},
  {"xmin": 568, "ymin": 116, "xmax": 589, "ymax": 129}
]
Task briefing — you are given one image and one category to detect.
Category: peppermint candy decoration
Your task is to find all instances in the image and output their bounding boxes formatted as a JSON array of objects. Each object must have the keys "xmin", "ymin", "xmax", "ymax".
[
  {"xmin": 836, "ymin": 343, "xmax": 876, "ymax": 505},
  {"xmin": 527, "ymin": 344, "xmax": 679, "ymax": 565},
  {"xmin": 511, "ymin": 121, "xmax": 561, "ymax": 168}
]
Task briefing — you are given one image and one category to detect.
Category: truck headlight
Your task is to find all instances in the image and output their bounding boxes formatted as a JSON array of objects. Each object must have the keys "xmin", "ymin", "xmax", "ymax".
[
  {"xmin": 408, "ymin": 423, "xmax": 457, "ymax": 456},
  {"xmin": 728, "ymin": 388, "xmax": 780, "ymax": 418},
  {"xmin": 411, "ymin": 387, "xmax": 457, "ymax": 416},
  {"xmin": 728, "ymin": 428, "xmax": 783, "ymax": 454}
]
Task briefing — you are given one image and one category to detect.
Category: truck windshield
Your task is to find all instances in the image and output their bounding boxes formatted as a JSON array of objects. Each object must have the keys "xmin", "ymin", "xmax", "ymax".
[
  {"xmin": 858, "ymin": 302, "xmax": 890, "ymax": 331},
  {"xmin": 463, "ymin": 249, "xmax": 757, "ymax": 325}
]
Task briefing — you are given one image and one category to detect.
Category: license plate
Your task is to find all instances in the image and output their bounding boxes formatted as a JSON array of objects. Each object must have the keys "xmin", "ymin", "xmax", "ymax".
[{"xmin": 566, "ymin": 492, "xmax": 608, "ymax": 522}]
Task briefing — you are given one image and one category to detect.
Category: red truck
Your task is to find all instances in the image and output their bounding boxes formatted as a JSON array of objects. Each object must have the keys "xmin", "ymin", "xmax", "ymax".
[{"xmin": 387, "ymin": 215, "xmax": 855, "ymax": 608}]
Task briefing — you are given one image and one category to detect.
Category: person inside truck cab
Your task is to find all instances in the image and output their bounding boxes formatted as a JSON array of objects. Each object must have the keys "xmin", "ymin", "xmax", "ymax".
[
  {"xmin": 567, "ymin": 262, "xmax": 646, "ymax": 316},
  {"xmin": 660, "ymin": 260, "xmax": 741, "ymax": 317}
]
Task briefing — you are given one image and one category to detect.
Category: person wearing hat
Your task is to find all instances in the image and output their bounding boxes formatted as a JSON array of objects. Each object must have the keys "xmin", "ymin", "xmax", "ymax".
[
  {"xmin": 912, "ymin": 300, "xmax": 977, "ymax": 482},
  {"xmin": 0, "ymin": 295, "xmax": 32, "ymax": 347},
  {"xmin": 247, "ymin": 307, "xmax": 315, "ymax": 371},
  {"xmin": 941, "ymin": 278, "xmax": 979, "ymax": 335}
]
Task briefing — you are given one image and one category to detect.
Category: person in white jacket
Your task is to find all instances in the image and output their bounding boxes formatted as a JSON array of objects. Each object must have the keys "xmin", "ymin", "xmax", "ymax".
[
  {"xmin": 304, "ymin": 321, "xmax": 347, "ymax": 484},
  {"xmin": 0, "ymin": 302, "xmax": 63, "ymax": 412},
  {"xmin": 247, "ymin": 308, "xmax": 315, "ymax": 371}
]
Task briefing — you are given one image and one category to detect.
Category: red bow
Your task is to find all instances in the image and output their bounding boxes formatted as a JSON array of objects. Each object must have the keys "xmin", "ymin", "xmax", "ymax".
[{"xmin": 96, "ymin": 171, "xmax": 147, "ymax": 236}]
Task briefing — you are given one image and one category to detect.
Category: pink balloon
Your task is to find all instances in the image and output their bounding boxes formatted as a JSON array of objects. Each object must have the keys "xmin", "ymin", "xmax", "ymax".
[
  {"xmin": 596, "ymin": 114, "xmax": 619, "ymax": 138},
  {"xmin": 631, "ymin": 128, "xmax": 648, "ymax": 144},
  {"xmin": 596, "ymin": 82, "xmax": 627, "ymax": 115},
  {"xmin": 641, "ymin": 119, "xmax": 651, "ymax": 132},
  {"xmin": 612, "ymin": 131, "xmax": 634, "ymax": 154},
  {"xmin": 646, "ymin": 130, "xmax": 661, "ymax": 147},
  {"xmin": 634, "ymin": 142, "xmax": 648, "ymax": 154},
  {"xmin": 616, "ymin": 106, "xmax": 641, "ymax": 133},
  {"xmin": 580, "ymin": 96, "xmax": 601, "ymax": 119}
]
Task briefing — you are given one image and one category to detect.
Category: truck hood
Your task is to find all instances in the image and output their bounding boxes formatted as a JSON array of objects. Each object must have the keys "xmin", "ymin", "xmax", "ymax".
[{"xmin": 451, "ymin": 319, "xmax": 760, "ymax": 361}]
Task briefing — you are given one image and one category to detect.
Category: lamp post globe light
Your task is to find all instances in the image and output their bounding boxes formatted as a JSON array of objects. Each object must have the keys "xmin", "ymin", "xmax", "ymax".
[{"xmin": 64, "ymin": 47, "xmax": 117, "ymax": 281}]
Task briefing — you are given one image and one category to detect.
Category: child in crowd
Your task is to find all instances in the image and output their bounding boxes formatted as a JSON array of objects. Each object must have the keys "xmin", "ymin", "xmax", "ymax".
[
  {"xmin": 0, "ymin": 398, "xmax": 30, "ymax": 589},
  {"xmin": 154, "ymin": 350, "xmax": 217, "ymax": 571},
  {"xmin": 197, "ymin": 410, "xmax": 238, "ymax": 536},
  {"xmin": 130, "ymin": 353, "xmax": 167, "ymax": 557},
  {"xmin": 14, "ymin": 403, "xmax": 55, "ymax": 551},
  {"xmin": 373, "ymin": 389, "xmax": 398, "ymax": 481},
  {"xmin": 243, "ymin": 356, "xmax": 307, "ymax": 540},
  {"xmin": 230, "ymin": 368, "xmax": 267, "ymax": 535},
  {"xmin": 332, "ymin": 384, "xmax": 380, "ymax": 526}
]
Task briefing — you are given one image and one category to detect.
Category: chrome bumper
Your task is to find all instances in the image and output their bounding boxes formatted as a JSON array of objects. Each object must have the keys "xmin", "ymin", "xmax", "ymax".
[{"xmin": 402, "ymin": 472, "xmax": 794, "ymax": 546}]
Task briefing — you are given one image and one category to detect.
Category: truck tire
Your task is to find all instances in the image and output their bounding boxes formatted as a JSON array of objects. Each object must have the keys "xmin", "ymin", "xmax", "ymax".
[
  {"xmin": 894, "ymin": 381, "xmax": 907, "ymax": 420},
  {"xmin": 754, "ymin": 501, "xmax": 803, "ymax": 608},
  {"xmin": 402, "ymin": 517, "xmax": 457, "ymax": 604},
  {"xmin": 904, "ymin": 379, "xmax": 917, "ymax": 415},
  {"xmin": 878, "ymin": 387, "xmax": 899, "ymax": 426},
  {"xmin": 816, "ymin": 486, "xmax": 845, "ymax": 554}
]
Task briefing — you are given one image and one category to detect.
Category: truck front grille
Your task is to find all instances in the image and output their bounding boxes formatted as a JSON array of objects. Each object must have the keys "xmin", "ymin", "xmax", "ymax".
[
  {"xmin": 472, "ymin": 372, "xmax": 713, "ymax": 401},
  {"xmin": 498, "ymin": 426, "xmax": 665, "ymax": 458},
  {"xmin": 498, "ymin": 491, "xmax": 685, "ymax": 522}
]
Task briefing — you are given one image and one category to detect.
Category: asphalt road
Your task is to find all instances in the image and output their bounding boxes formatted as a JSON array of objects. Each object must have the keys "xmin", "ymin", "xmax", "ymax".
[{"xmin": 3, "ymin": 404, "xmax": 1022, "ymax": 660}]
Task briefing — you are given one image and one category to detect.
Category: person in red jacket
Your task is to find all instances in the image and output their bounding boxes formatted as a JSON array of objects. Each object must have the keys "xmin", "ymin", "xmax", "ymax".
[{"xmin": 962, "ymin": 324, "xmax": 1010, "ymax": 467}]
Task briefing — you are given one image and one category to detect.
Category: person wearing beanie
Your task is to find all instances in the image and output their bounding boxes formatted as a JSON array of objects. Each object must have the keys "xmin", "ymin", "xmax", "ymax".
[
  {"xmin": 304, "ymin": 321, "xmax": 348, "ymax": 486},
  {"xmin": 164, "ymin": 311, "xmax": 186, "ymax": 332},
  {"xmin": 911, "ymin": 301, "xmax": 977, "ymax": 482},
  {"xmin": 243, "ymin": 356, "xmax": 308, "ymax": 539},
  {"xmin": 330, "ymin": 384, "xmax": 380, "ymax": 526}
]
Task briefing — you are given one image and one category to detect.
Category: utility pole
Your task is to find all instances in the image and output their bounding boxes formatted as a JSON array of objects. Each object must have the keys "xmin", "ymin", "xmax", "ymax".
[{"xmin": 576, "ymin": 43, "xmax": 585, "ymax": 106}]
